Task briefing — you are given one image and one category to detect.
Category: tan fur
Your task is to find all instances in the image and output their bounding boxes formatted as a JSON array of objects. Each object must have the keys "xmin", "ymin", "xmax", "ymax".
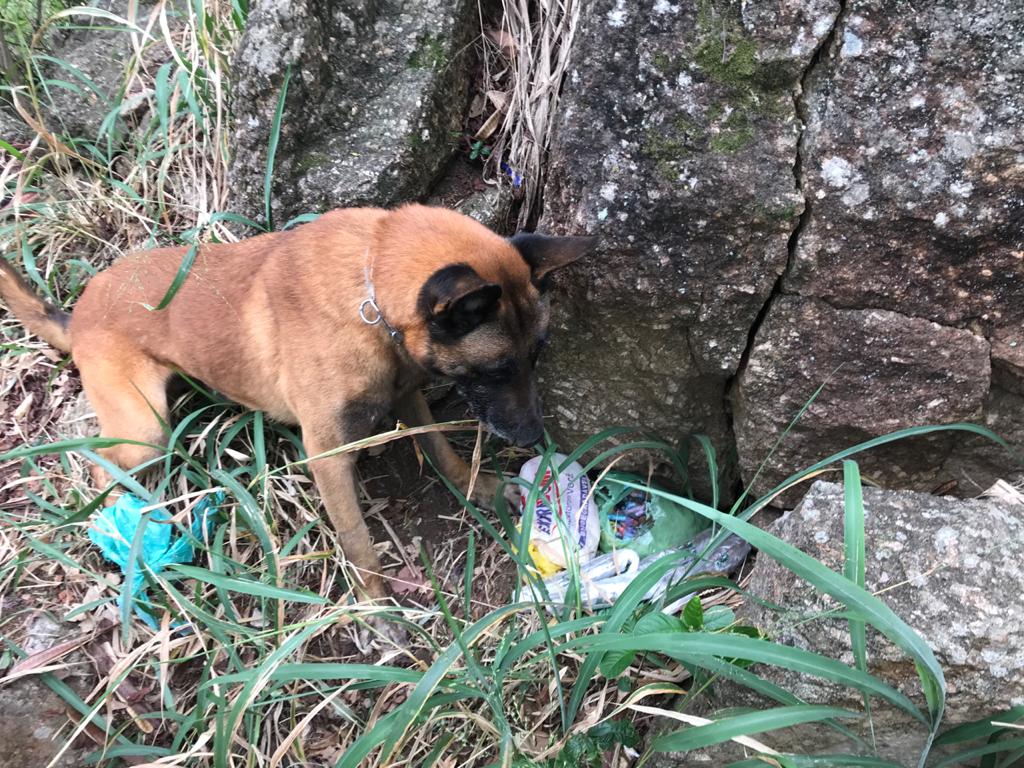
[{"xmin": 1, "ymin": 205, "xmax": 584, "ymax": 612}]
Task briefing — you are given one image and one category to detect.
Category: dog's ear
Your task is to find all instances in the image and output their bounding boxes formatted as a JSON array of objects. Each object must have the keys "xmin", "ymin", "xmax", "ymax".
[
  {"xmin": 510, "ymin": 233, "xmax": 597, "ymax": 285},
  {"xmin": 420, "ymin": 264, "xmax": 503, "ymax": 338}
]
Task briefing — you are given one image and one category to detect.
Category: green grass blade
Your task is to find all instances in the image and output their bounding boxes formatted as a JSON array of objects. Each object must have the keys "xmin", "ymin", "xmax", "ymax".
[
  {"xmin": 214, "ymin": 620, "xmax": 325, "ymax": 766},
  {"xmin": 928, "ymin": 738, "xmax": 1024, "ymax": 768},
  {"xmin": 0, "ymin": 137, "xmax": 25, "ymax": 159},
  {"xmin": 629, "ymin": 479, "xmax": 948, "ymax": 767},
  {"xmin": 690, "ymin": 654, "xmax": 870, "ymax": 751},
  {"xmin": 421, "ymin": 732, "xmax": 456, "ymax": 768},
  {"xmin": 84, "ymin": 745, "xmax": 171, "ymax": 761},
  {"xmin": 934, "ymin": 706, "xmax": 1024, "ymax": 746},
  {"xmin": 843, "ymin": 460, "xmax": 874, "ymax": 750},
  {"xmin": 176, "ymin": 68, "xmax": 204, "ymax": 128},
  {"xmin": 335, "ymin": 709, "xmax": 405, "ymax": 768},
  {"xmin": 154, "ymin": 60, "xmax": 173, "ymax": 142},
  {"xmin": 497, "ymin": 615, "xmax": 603, "ymax": 677},
  {"xmin": 463, "ymin": 529, "xmax": 475, "ymax": 619},
  {"xmin": 730, "ymin": 379, "xmax": 829, "ymax": 516},
  {"xmin": 203, "ymin": 663, "xmax": 421, "ymax": 688},
  {"xmin": 763, "ymin": 423, "xmax": 1012, "ymax": 510},
  {"xmin": 282, "ymin": 212, "xmax": 322, "ymax": 229},
  {"xmin": 211, "ymin": 469, "xmax": 280, "ymax": 586},
  {"xmin": 168, "ymin": 564, "xmax": 329, "ymax": 604},
  {"xmin": 627, "ymin": 482, "xmax": 945, "ymax": 704},
  {"xmin": 156, "ymin": 577, "xmax": 249, "ymax": 664},
  {"xmin": 372, "ymin": 606, "xmax": 528, "ymax": 765},
  {"xmin": 263, "ymin": 64, "xmax": 291, "ymax": 230},
  {"xmin": 727, "ymin": 757, "xmax": 905, "ymax": 768},
  {"xmin": 693, "ymin": 434, "xmax": 720, "ymax": 510},
  {"xmin": 564, "ymin": 632, "xmax": 924, "ymax": 722},
  {"xmin": 78, "ymin": 447, "xmax": 156, "ymax": 500},
  {"xmin": 121, "ymin": 509, "xmax": 154, "ymax": 642},
  {"xmin": 252, "ymin": 409, "xmax": 267, "ymax": 492},
  {"xmin": 20, "ymin": 235, "xmax": 51, "ymax": 295},
  {"xmin": 146, "ymin": 241, "xmax": 198, "ymax": 311},
  {"xmin": 566, "ymin": 545, "xmax": 723, "ymax": 724},
  {"xmin": 651, "ymin": 705, "xmax": 858, "ymax": 752}
]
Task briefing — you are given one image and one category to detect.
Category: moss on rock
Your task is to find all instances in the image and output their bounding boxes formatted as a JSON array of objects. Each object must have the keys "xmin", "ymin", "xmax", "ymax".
[
  {"xmin": 643, "ymin": 115, "xmax": 703, "ymax": 179},
  {"xmin": 408, "ymin": 33, "xmax": 447, "ymax": 70}
]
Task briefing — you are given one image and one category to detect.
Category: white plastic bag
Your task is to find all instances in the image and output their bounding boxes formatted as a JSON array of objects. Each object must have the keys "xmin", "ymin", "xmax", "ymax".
[{"xmin": 518, "ymin": 453, "xmax": 600, "ymax": 572}]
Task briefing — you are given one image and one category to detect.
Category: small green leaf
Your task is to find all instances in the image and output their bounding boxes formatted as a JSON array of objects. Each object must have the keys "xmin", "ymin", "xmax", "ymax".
[
  {"xmin": 682, "ymin": 595, "xmax": 704, "ymax": 630},
  {"xmin": 599, "ymin": 611, "xmax": 682, "ymax": 678},
  {"xmin": 704, "ymin": 605, "xmax": 736, "ymax": 631},
  {"xmin": 636, "ymin": 611, "xmax": 684, "ymax": 635},
  {"xmin": 154, "ymin": 60, "xmax": 173, "ymax": 142}
]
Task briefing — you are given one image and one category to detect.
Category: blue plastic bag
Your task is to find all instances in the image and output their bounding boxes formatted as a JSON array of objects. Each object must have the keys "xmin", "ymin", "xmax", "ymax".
[{"xmin": 88, "ymin": 492, "xmax": 222, "ymax": 627}]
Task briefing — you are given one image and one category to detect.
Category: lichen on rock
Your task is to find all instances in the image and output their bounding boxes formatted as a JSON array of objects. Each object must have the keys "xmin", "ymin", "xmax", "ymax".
[
  {"xmin": 537, "ymin": 0, "xmax": 830, "ymax": 492},
  {"xmin": 734, "ymin": 0, "xmax": 1024, "ymax": 497}
]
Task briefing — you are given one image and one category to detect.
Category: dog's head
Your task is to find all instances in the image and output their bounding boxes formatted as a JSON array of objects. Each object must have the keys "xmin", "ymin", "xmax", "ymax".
[{"xmin": 376, "ymin": 206, "xmax": 596, "ymax": 446}]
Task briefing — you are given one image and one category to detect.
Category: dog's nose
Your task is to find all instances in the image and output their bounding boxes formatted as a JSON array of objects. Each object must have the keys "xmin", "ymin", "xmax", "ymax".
[{"xmin": 512, "ymin": 421, "xmax": 544, "ymax": 447}]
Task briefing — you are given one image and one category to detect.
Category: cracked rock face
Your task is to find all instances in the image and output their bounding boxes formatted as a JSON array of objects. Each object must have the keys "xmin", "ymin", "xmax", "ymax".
[
  {"xmin": 734, "ymin": 0, "xmax": 1024, "ymax": 497},
  {"xmin": 733, "ymin": 296, "xmax": 992, "ymax": 504},
  {"xmin": 680, "ymin": 480, "xmax": 1024, "ymax": 762},
  {"xmin": 229, "ymin": 0, "xmax": 474, "ymax": 223},
  {"xmin": 538, "ymin": 0, "xmax": 836, "ymax": 490}
]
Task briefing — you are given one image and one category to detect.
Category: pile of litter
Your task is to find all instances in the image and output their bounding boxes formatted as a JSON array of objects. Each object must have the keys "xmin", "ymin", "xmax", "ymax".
[{"xmin": 517, "ymin": 453, "xmax": 750, "ymax": 614}]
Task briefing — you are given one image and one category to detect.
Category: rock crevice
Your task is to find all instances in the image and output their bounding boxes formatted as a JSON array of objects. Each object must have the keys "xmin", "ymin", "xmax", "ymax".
[
  {"xmin": 731, "ymin": 0, "xmax": 1024, "ymax": 498},
  {"xmin": 730, "ymin": 0, "xmax": 846, "ymax": 395},
  {"xmin": 537, "ymin": 0, "xmax": 840, "ymax": 496}
]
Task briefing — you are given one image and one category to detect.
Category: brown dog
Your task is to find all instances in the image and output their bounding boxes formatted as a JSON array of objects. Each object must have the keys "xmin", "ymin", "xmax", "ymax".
[{"xmin": 1, "ymin": 204, "xmax": 593, "ymax": 624}]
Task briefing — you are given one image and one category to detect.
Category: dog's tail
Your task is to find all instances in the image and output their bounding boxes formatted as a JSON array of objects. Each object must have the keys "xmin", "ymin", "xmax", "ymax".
[{"xmin": 0, "ymin": 258, "xmax": 72, "ymax": 351}]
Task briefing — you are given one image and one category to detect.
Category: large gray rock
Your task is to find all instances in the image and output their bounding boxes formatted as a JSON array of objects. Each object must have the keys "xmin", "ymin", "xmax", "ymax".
[
  {"xmin": 670, "ymin": 480, "xmax": 1024, "ymax": 763},
  {"xmin": 537, "ymin": 0, "xmax": 838, "ymax": 488},
  {"xmin": 732, "ymin": 296, "xmax": 991, "ymax": 504},
  {"xmin": 733, "ymin": 0, "xmax": 1024, "ymax": 498},
  {"xmin": 39, "ymin": 3, "xmax": 158, "ymax": 140},
  {"xmin": 229, "ymin": 0, "xmax": 475, "ymax": 224},
  {"xmin": 0, "ymin": 104, "xmax": 33, "ymax": 145}
]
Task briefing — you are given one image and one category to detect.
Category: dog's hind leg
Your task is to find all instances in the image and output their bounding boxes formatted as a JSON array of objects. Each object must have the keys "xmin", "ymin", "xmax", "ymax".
[{"xmin": 74, "ymin": 339, "xmax": 173, "ymax": 490}]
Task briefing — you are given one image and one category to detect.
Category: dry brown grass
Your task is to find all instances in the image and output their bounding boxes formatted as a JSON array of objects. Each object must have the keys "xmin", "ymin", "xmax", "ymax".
[{"xmin": 479, "ymin": 0, "xmax": 585, "ymax": 226}]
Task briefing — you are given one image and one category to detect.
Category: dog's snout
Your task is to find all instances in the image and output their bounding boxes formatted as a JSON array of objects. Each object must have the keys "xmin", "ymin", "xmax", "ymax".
[
  {"xmin": 512, "ymin": 420, "xmax": 544, "ymax": 447},
  {"xmin": 483, "ymin": 403, "xmax": 543, "ymax": 447}
]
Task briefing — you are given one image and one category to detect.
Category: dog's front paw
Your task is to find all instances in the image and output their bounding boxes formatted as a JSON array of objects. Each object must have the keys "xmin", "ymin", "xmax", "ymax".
[{"xmin": 467, "ymin": 472, "xmax": 519, "ymax": 511}]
